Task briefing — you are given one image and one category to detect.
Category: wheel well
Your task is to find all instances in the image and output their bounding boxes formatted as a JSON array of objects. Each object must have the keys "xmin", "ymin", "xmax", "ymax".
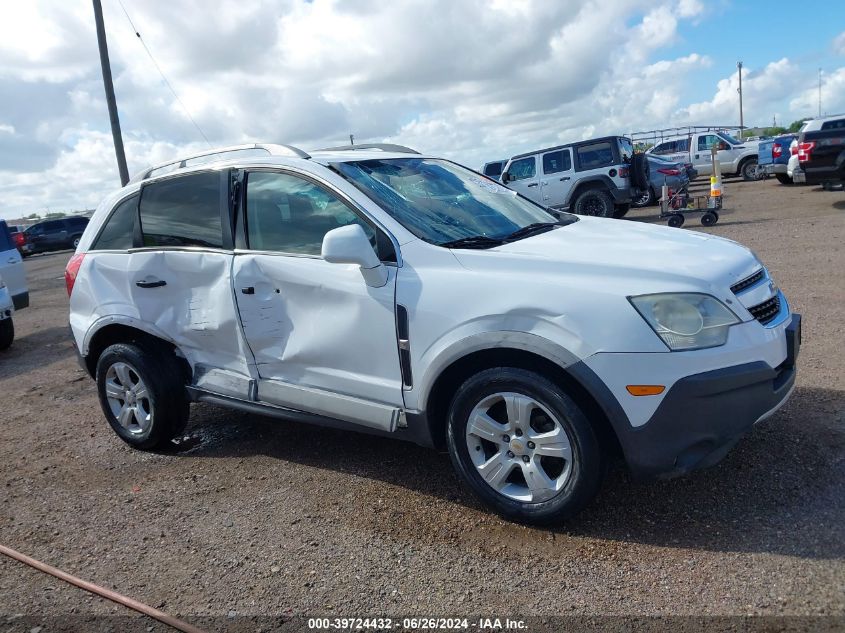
[
  {"xmin": 568, "ymin": 181, "xmax": 608, "ymax": 206},
  {"xmin": 425, "ymin": 348, "xmax": 622, "ymax": 457},
  {"xmin": 83, "ymin": 324, "xmax": 190, "ymax": 381}
]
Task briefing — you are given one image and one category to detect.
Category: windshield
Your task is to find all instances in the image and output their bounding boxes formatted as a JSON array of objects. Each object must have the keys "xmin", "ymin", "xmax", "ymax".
[
  {"xmin": 719, "ymin": 132, "xmax": 742, "ymax": 145},
  {"xmin": 334, "ymin": 158, "xmax": 571, "ymax": 245}
]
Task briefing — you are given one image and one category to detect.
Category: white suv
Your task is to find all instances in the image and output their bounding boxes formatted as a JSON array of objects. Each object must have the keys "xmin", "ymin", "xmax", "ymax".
[{"xmin": 68, "ymin": 143, "xmax": 800, "ymax": 524}]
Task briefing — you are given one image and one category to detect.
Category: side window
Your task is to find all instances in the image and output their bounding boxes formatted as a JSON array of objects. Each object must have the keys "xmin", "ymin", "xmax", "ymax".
[
  {"xmin": 652, "ymin": 141, "xmax": 673, "ymax": 155},
  {"xmin": 91, "ymin": 195, "xmax": 138, "ymax": 251},
  {"xmin": 508, "ymin": 157, "xmax": 536, "ymax": 181},
  {"xmin": 542, "ymin": 150, "xmax": 572, "ymax": 174},
  {"xmin": 0, "ymin": 222, "xmax": 12, "ymax": 251},
  {"xmin": 245, "ymin": 171, "xmax": 378, "ymax": 257},
  {"xmin": 820, "ymin": 119, "xmax": 845, "ymax": 130},
  {"xmin": 698, "ymin": 135, "xmax": 719, "ymax": 151},
  {"xmin": 43, "ymin": 220, "xmax": 62, "ymax": 232},
  {"xmin": 576, "ymin": 142, "xmax": 613, "ymax": 170},
  {"xmin": 677, "ymin": 138, "xmax": 690, "ymax": 151},
  {"xmin": 483, "ymin": 162, "xmax": 503, "ymax": 178},
  {"xmin": 139, "ymin": 172, "xmax": 222, "ymax": 248}
]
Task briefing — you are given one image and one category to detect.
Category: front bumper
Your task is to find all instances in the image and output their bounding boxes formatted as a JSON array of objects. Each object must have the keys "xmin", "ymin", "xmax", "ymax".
[{"xmin": 619, "ymin": 314, "xmax": 801, "ymax": 478}]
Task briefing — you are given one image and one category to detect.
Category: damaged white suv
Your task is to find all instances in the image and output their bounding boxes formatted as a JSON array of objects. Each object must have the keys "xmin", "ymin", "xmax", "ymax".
[{"xmin": 68, "ymin": 143, "xmax": 800, "ymax": 524}]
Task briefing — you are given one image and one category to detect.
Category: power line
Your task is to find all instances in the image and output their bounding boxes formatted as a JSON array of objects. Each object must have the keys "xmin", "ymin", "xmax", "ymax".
[{"xmin": 115, "ymin": 0, "xmax": 212, "ymax": 147}]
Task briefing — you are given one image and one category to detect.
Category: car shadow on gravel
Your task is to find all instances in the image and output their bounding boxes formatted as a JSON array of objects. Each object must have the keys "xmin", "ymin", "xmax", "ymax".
[
  {"xmin": 0, "ymin": 326, "xmax": 75, "ymax": 380},
  {"xmin": 177, "ymin": 384, "xmax": 844, "ymax": 560}
]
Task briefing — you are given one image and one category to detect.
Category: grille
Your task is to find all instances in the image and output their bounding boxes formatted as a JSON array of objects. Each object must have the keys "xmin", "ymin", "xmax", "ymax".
[
  {"xmin": 731, "ymin": 269, "xmax": 765, "ymax": 294},
  {"xmin": 748, "ymin": 294, "xmax": 781, "ymax": 325}
]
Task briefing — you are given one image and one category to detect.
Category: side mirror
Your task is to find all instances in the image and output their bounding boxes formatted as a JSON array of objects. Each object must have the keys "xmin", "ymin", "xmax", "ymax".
[
  {"xmin": 321, "ymin": 224, "xmax": 388, "ymax": 288},
  {"xmin": 501, "ymin": 171, "xmax": 510, "ymax": 183}
]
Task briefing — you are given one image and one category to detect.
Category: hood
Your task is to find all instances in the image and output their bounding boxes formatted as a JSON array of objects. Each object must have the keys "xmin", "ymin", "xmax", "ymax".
[{"xmin": 451, "ymin": 216, "xmax": 761, "ymax": 296}]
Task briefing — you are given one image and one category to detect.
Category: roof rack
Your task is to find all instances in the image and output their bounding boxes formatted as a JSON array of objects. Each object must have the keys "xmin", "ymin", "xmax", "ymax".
[
  {"xmin": 628, "ymin": 125, "xmax": 743, "ymax": 144},
  {"xmin": 129, "ymin": 143, "xmax": 311, "ymax": 183},
  {"xmin": 314, "ymin": 143, "xmax": 421, "ymax": 155}
]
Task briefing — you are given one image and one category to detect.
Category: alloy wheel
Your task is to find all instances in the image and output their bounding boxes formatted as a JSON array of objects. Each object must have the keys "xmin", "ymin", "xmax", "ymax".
[
  {"xmin": 104, "ymin": 362, "xmax": 152, "ymax": 435},
  {"xmin": 465, "ymin": 392, "xmax": 573, "ymax": 503}
]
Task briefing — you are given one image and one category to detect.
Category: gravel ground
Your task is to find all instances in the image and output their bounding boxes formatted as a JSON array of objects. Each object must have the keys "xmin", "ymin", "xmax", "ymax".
[{"xmin": 0, "ymin": 178, "xmax": 843, "ymax": 632}]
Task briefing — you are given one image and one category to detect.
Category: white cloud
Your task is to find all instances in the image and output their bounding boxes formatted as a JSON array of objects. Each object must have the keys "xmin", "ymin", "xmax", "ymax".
[
  {"xmin": 0, "ymin": 0, "xmax": 843, "ymax": 219},
  {"xmin": 834, "ymin": 31, "xmax": 845, "ymax": 56}
]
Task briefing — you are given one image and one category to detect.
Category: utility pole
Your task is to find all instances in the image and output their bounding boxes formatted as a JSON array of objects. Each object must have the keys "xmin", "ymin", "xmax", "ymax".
[
  {"xmin": 93, "ymin": 0, "xmax": 129, "ymax": 186},
  {"xmin": 818, "ymin": 68, "xmax": 822, "ymax": 117},
  {"xmin": 349, "ymin": 134, "xmax": 355, "ymax": 146},
  {"xmin": 736, "ymin": 61, "xmax": 744, "ymax": 133}
]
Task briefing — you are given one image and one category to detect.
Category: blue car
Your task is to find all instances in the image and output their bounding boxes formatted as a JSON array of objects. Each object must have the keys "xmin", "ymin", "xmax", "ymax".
[{"xmin": 631, "ymin": 154, "xmax": 693, "ymax": 208}]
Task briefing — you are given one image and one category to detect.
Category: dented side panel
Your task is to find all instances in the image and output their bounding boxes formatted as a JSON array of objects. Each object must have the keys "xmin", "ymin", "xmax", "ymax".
[
  {"xmin": 232, "ymin": 253, "xmax": 403, "ymax": 407},
  {"xmin": 74, "ymin": 251, "xmax": 250, "ymax": 377}
]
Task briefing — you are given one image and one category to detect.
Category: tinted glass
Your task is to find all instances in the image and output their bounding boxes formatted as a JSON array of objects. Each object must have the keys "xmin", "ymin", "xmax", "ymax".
[
  {"xmin": 0, "ymin": 221, "xmax": 12, "ymax": 251},
  {"xmin": 335, "ymin": 158, "xmax": 566, "ymax": 245},
  {"xmin": 246, "ymin": 171, "xmax": 375, "ymax": 256},
  {"xmin": 139, "ymin": 172, "xmax": 222, "ymax": 248},
  {"xmin": 92, "ymin": 195, "xmax": 138, "ymax": 251},
  {"xmin": 483, "ymin": 162, "xmax": 503, "ymax": 177},
  {"xmin": 43, "ymin": 220, "xmax": 63, "ymax": 231},
  {"xmin": 508, "ymin": 157, "xmax": 536, "ymax": 180},
  {"xmin": 542, "ymin": 150, "xmax": 572, "ymax": 174},
  {"xmin": 677, "ymin": 138, "xmax": 690, "ymax": 151},
  {"xmin": 576, "ymin": 142, "xmax": 613, "ymax": 169},
  {"xmin": 820, "ymin": 119, "xmax": 845, "ymax": 130},
  {"xmin": 652, "ymin": 141, "xmax": 673, "ymax": 155}
]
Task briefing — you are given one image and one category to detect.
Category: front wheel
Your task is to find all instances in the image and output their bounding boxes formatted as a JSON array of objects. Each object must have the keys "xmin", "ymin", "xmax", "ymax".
[
  {"xmin": 0, "ymin": 318, "xmax": 14, "ymax": 350},
  {"xmin": 446, "ymin": 368, "xmax": 604, "ymax": 525},
  {"xmin": 96, "ymin": 342, "xmax": 189, "ymax": 449}
]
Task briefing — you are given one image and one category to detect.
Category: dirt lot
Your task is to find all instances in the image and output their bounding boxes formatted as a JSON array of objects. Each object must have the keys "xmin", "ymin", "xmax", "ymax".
[{"xmin": 1, "ymin": 178, "xmax": 843, "ymax": 632}]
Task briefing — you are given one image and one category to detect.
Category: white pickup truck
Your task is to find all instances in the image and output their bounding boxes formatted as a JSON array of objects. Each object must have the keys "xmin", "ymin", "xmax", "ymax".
[{"xmin": 647, "ymin": 131, "xmax": 759, "ymax": 180}]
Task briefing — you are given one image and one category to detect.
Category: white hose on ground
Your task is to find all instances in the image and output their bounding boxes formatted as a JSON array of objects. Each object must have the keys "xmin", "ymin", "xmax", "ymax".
[{"xmin": 0, "ymin": 543, "xmax": 209, "ymax": 633}]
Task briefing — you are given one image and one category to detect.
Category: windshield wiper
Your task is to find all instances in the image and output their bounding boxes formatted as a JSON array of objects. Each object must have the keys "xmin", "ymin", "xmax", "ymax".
[
  {"xmin": 439, "ymin": 235, "xmax": 506, "ymax": 249},
  {"xmin": 503, "ymin": 222, "xmax": 561, "ymax": 241}
]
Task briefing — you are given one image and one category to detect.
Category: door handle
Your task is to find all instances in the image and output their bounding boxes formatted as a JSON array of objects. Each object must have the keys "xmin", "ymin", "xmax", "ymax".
[
  {"xmin": 559, "ymin": 176, "xmax": 570, "ymax": 181},
  {"xmin": 527, "ymin": 183, "xmax": 538, "ymax": 187},
  {"xmin": 6, "ymin": 258, "xmax": 16, "ymax": 264},
  {"xmin": 241, "ymin": 286, "xmax": 255, "ymax": 295},
  {"xmin": 135, "ymin": 279, "xmax": 167, "ymax": 289}
]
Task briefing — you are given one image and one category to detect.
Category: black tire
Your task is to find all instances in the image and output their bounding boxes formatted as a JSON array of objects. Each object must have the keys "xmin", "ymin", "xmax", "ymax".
[
  {"xmin": 700, "ymin": 211, "xmax": 718, "ymax": 226},
  {"xmin": 612, "ymin": 203, "xmax": 631, "ymax": 218},
  {"xmin": 740, "ymin": 158, "xmax": 758, "ymax": 181},
  {"xmin": 95, "ymin": 342, "xmax": 189, "ymax": 450},
  {"xmin": 70, "ymin": 234, "xmax": 82, "ymax": 249},
  {"xmin": 630, "ymin": 187, "xmax": 655, "ymax": 209},
  {"xmin": 667, "ymin": 213, "xmax": 685, "ymax": 228},
  {"xmin": 0, "ymin": 318, "xmax": 14, "ymax": 351},
  {"xmin": 572, "ymin": 189, "xmax": 614, "ymax": 218},
  {"xmin": 630, "ymin": 153, "xmax": 650, "ymax": 190},
  {"xmin": 775, "ymin": 173, "xmax": 793, "ymax": 185},
  {"xmin": 446, "ymin": 367, "xmax": 604, "ymax": 525}
]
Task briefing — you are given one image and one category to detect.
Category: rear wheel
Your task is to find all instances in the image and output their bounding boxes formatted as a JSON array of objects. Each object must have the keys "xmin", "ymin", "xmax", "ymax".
[
  {"xmin": 96, "ymin": 342, "xmax": 189, "ymax": 449},
  {"xmin": 71, "ymin": 234, "xmax": 82, "ymax": 249},
  {"xmin": 700, "ymin": 211, "xmax": 718, "ymax": 226},
  {"xmin": 446, "ymin": 367, "xmax": 604, "ymax": 525},
  {"xmin": 631, "ymin": 188, "xmax": 655, "ymax": 208},
  {"xmin": 775, "ymin": 173, "xmax": 793, "ymax": 185},
  {"xmin": 740, "ymin": 159, "xmax": 758, "ymax": 181},
  {"xmin": 572, "ymin": 189, "xmax": 614, "ymax": 218},
  {"xmin": 0, "ymin": 319, "xmax": 14, "ymax": 350}
]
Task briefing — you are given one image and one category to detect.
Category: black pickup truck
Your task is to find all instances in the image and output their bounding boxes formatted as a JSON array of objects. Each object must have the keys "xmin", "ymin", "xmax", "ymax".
[{"xmin": 793, "ymin": 117, "xmax": 845, "ymax": 188}]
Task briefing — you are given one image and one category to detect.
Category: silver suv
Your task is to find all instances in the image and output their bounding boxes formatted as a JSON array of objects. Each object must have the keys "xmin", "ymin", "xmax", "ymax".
[{"xmin": 500, "ymin": 136, "xmax": 649, "ymax": 218}]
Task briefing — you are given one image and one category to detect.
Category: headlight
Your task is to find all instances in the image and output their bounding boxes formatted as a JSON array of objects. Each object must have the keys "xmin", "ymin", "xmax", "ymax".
[{"xmin": 629, "ymin": 293, "xmax": 740, "ymax": 351}]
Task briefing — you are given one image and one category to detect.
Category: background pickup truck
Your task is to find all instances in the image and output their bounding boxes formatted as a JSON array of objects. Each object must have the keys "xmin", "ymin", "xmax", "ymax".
[
  {"xmin": 793, "ymin": 120, "xmax": 845, "ymax": 188},
  {"xmin": 758, "ymin": 134, "xmax": 797, "ymax": 185},
  {"xmin": 648, "ymin": 131, "xmax": 759, "ymax": 180}
]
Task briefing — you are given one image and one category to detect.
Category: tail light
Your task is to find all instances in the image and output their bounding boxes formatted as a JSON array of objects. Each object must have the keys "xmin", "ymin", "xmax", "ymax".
[
  {"xmin": 772, "ymin": 143, "xmax": 782, "ymax": 158},
  {"xmin": 12, "ymin": 233, "xmax": 25, "ymax": 247},
  {"xmin": 65, "ymin": 253, "xmax": 86, "ymax": 297},
  {"xmin": 797, "ymin": 141, "xmax": 816, "ymax": 163},
  {"xmin": 657, "ymin": 167, "xmax": 681, "ymax": 176},
  {"xmin": 618, "ymin": 166, "xmax": 629, "ymax": 177},
  {"xmin": 790, "ymin": 143, "xmax": 798, "ymax": 156}
]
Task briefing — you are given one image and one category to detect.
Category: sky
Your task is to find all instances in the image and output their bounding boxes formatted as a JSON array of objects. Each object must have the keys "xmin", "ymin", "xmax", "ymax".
[{"xmin": 0, "ymin": 0, "xmax": 844, "ymax": 220}]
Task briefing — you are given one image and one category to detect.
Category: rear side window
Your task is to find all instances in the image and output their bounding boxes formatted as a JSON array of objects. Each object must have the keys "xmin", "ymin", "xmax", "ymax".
[
  {"xmin": 542, "ymin": 150, "xmax": 572, "ymax": 174},
  {"xmin": 483, "ymin": 162, "xmax": 503, "ymax": 177},
  {"xmin": 0, "ymin": 221, "xmax": 12, "ymax": 251},
  {"xmin": 508, "ymin": 157, "xmax": 536, "ymax": 180},
  {"xmin": 652, "ymin": 141, "xmax": 675, "ymax": 155},
  {"xmin": 92, "ymin": 195, "xmax": 138, "ymax": 251},
  {"xmin": 576, "ymin": 142, "xmax": 613, "ymax": 170},
  {"xmin": 820, "ymin": 119, "xmax": 845, "ymax": 130},
  {"xmin": 139, "ymin": 172, "xmax": 222, "ymax": 248}
]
